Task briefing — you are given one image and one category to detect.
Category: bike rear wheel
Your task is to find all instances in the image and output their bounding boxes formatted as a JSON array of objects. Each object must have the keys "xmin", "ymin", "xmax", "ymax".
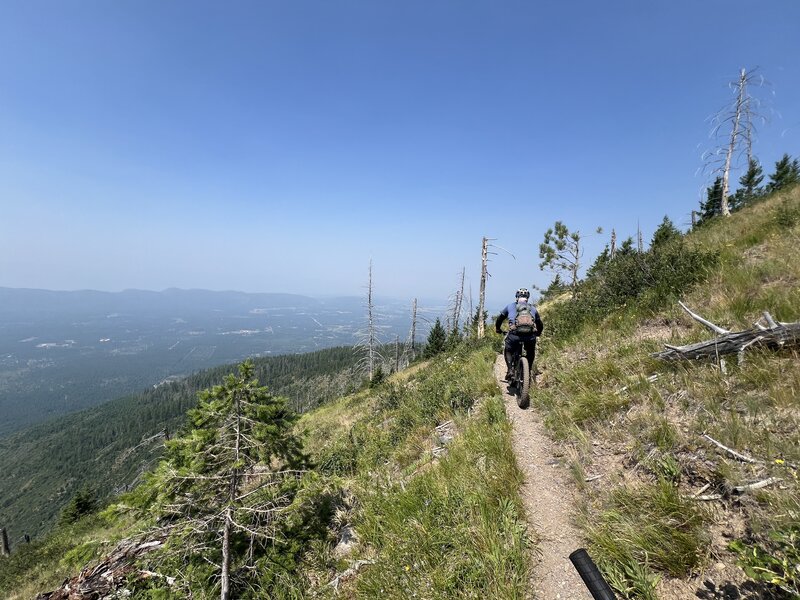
[{"xmin": 516, "ymin": 356, "xmax": 530, "ymax": 409}]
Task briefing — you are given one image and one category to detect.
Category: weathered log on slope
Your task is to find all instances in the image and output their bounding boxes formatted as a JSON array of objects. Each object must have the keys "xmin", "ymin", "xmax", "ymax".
[
  {"xmin": 35, "ymin": 537, "xmax": 167, "ymax": 599},
  {"xmin": 653, "ymin": 303, "xmax": 800, "ymax": 362}
]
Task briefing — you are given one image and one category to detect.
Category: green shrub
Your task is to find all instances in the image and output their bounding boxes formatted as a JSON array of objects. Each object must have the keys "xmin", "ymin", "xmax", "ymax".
[
  {"xmin": 730, "ymin": 504, "xmax": 800, "ymax": 599},
  {"xmin": 775, "ymin": 197, "xmax": 800, "ymax": 229},
  {"xmin": 546, "ymin": 239, "xmax": 717, "ymax": 340}
]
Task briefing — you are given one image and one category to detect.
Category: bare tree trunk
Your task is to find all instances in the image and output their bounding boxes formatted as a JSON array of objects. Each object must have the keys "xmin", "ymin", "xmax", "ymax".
[
  {"xmin": 366, "ymin": 260, "xmax": 376, "ymax": 380},
  {"xmin": 467, "ymin": 284, "xmax": 474, "ymax": 337},
  {"xmin": 221, "ymin": 509, "xmax": 232, "ymax": 600},
  {"xmin": 478, "ymin": 237, "xmax": 488, "ymax": 338},
  {"xmin": 410, "ymin": 298, "xmax": 417, "ymax": 353},
  {"xmin": 221, "ymin": 390, "xmax": 243, "ymax": 600},
  {"xmin": 610, "ymin": 229, "xmax": 617, "ymax": 260},
  {"xmin": 395, "ymin": 335, "xmax": 400, "ymax": 372},
  {"xmin": 452, "ymin": 267, "xmax": 465, "ymax": 333},
  {"xmin": 721, "ymin": 68, "xmax": 747, "ymax": 217},
  {"xmin": 569, "ymin": 236, "xmax": 580, "ymax": 297},
  {"xmin": 691, "ymin": 210, "xmax": 698, "ymax": 227},
  {"xmin": 1, "ymin": 527, "xmax": 10, "ymax": 556}
]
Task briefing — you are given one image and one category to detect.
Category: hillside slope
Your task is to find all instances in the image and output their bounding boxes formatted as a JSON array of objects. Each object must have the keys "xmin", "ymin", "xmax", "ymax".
[
  {"xmin": 0, "ymin": 346, "xmax": 361, "ymax": 543},
  {"xmin": 2, "ymin": 186, "xmax": 797, "ymax": 600},
  {"xmin": 532, "ymin": 184, "xmax": 800, "ymax": 598},
  {"xmin": 0, "ymin": 339, "xmax": 532, "ymax": 599}
]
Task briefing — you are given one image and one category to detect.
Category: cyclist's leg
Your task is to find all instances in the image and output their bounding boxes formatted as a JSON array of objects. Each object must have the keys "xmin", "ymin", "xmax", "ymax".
[
  {"xmin": 522, "ymin": 337, "xmax": 537, "ymax": 373},
  {"xmin": 504, "ymin": 335, "xmax": 521, "ymax": 379}
]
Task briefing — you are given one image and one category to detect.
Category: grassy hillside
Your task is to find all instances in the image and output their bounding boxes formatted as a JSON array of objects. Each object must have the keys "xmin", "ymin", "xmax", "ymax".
[
  {"xmin": 533, "ymin": 184, "xmax": 800, "ymax": 598},
  {"xmin": 0, "ymin": 346, "xmax": 362, "ymax": 544},
  {"xmin": 0, "ymin": 338, "xmax": 532, "ymax": 599},
  {"xmin": 3, "ymin": 185, "xmax": 797, "ymax": 599},
  {"xmin": 297, "ymin": 341, "xmax": 529, "ymax": 598}
]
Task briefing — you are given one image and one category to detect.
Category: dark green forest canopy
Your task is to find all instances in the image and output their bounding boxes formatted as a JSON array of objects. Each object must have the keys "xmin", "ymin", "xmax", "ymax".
[{"xmin": 0, "ymin": 346, "xmax": 361, "ymax": 544}]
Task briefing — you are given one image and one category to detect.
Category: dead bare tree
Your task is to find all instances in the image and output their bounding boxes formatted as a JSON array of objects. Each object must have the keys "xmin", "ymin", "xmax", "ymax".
[
  {"xmin": 356, "ymin": 260, "xmax": 381, "ymax": 380},
  {"xmin": 410, "ymin": 298, "xmax": 418, "ymax": 353},
  {"xmin": 477, "ymin": 237, "xmax": 489, "ymax": 338},
  {"xmin": 610, "ymin": 229, "xmax": 617, "ymax": 260},
  {"xmin": 466, "ymin": 283, "xmax": 474, "ymax": 336},
  {"xmin": 702, "ymin": 68, "xmax": 768, "ymax": 217},
  {"xmin": 449, "ymin": 267, "xmax": 466, "ymax": 334}
]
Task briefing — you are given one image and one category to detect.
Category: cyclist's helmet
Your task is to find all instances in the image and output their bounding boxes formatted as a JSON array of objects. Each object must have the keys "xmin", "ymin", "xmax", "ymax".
[{"xmin": 515, "ymin": 288, "xmax": 530, "ymax": 299}]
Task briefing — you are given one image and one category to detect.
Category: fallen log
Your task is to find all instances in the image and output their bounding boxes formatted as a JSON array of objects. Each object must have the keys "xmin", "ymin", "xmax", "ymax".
[
  {"xmin": 35, "ymin": 536, "xmax": 166, "ymax": 599},
  {"xmin": 653, "ymin": 304, "xmax": 800, "ymax": 362}
]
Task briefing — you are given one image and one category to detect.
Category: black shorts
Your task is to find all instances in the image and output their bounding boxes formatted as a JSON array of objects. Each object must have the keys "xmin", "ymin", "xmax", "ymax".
[{"xmin": 505, "ymin": 333, "xmax": 537, "ymax": 362}]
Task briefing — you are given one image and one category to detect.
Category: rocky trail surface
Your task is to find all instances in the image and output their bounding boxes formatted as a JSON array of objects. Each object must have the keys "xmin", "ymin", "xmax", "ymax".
[{"xmin": 494, "ymin": 355, "xmax": 593, "ymax": 600}]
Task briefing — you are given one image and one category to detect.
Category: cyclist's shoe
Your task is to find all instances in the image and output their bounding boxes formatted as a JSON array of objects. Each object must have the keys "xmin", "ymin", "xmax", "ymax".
[{"xmin": 503, "ymin": 370, "xmax": 511, "ymax": 382}]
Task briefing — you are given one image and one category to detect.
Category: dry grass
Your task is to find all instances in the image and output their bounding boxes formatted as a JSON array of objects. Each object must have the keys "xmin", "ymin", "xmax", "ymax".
[{"xmin": 533, "ymin": 185, "xmax": 800, "ymax": 598}]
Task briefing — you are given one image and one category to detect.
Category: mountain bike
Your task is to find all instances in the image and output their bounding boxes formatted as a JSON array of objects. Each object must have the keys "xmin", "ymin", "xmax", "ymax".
[{"xmin": 507, "ymin": 343, "xmax": 533, "ymax": 409}]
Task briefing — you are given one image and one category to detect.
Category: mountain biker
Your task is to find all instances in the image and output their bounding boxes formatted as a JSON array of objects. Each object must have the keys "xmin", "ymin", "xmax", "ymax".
[{"xmin": 495, "ymin": 288, "xmax": 543, "ymax": 381}]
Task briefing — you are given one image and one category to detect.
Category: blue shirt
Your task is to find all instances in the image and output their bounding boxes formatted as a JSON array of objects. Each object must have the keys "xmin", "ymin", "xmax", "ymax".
[{"xmin": 500, "ymin": 300, "xmax": 541, "ymax": 327}]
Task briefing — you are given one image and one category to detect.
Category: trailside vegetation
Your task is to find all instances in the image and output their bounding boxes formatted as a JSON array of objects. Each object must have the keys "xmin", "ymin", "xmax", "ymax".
[
  {"xmin": 544, "ymin": 215, "xmax": 717, "ymax": 341},
  {"xmin": 2, "ymin": 336, "xmax": 531, "ymax": 599},
  {"xmin": 534, "ymin": 182, "xmax": 800, "ymax": 599}
]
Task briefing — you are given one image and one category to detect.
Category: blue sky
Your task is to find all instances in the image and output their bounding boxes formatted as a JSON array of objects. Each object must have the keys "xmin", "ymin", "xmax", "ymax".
[{"xmin": 1, "ymin": 1, "xmax": 799, "ymax": 310}]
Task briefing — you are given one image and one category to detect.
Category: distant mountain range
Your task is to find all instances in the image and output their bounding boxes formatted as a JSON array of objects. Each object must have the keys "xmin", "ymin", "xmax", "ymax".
[{"xmin": 0, "ymin": 287, "xmax": 436, "ymax": 437}]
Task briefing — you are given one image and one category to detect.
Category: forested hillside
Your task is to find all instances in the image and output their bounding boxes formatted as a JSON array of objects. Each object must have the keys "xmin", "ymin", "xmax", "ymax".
[{"xmin": 0, "ymin": 346, "xmax": 361, "ymax": 544}]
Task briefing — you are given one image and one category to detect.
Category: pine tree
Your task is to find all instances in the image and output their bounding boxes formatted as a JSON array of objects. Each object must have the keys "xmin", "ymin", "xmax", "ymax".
[
  {"xmin": 768, "ymin": 154, "xmax": 800, "ymax": 193},
  {"xmin": 698, "ymin": 177, "xmax": 724, "ymax": 225},
  {"xmin": 153, "ymin": 361, "xmax": 305, "ymax": 600},
  {"xmin": 446, "ymin": 325, "xmax": 462, "ymax": 350},
  {"xmin": 470, "ymin": 306, "xmax": 488, "ymax": 334},
  {"xmin": 423, "ymin": 319, "xmax": 447, "ymax": 358},
  {"xmin": 59, "ymin": 486, "xmax": 97, "ymax": 525},
  {"xmin": 539, "ymin": 221, "xmax": 583, "ymax": 297},
  {"xmin": 617, "ymin": 237, "xmax": 636, "ymax": 256},
  {"xmin": 650, "ymin": 216, "xmax": 682, "ymax": 249},
  {"xmin": 585, "ymin": 247, "xmax": 610, "ymax": 279},
  {"xmin": 739, "ymin": 158, "xmax": 764, "ymax": 197},
  {"xmin": 369, "ymin": 364, "xmax": 386, "ymax": 387},
  {"xmin": 539, "ymin": 274, "xmax": 567, "ymax": 301}
]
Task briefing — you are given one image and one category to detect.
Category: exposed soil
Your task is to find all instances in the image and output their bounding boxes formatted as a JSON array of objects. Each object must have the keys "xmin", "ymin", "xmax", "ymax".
[{"xmin": 494, "ymin": 355, "xmax": 593, "ymax": 600}]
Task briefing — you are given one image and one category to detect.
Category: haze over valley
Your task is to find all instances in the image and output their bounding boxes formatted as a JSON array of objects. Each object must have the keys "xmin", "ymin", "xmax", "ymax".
[{"xmin": 0, "ymin": 286, "xmax": 428, "ymax": 436}]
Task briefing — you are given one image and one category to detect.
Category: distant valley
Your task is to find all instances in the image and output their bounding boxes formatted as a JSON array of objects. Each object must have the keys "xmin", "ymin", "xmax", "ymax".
[{"xmin": 0, "ymin": 287, "xmax": 428, "ymax": 437}]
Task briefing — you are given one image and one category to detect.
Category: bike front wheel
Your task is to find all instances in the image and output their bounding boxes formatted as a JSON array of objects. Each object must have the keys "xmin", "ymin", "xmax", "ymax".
[{"xmin": 516, "ymin": 356, "xmax": 530, "ymax": 409}]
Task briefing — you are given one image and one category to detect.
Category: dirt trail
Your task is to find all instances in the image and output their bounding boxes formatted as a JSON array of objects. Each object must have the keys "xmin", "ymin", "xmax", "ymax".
[{"xmin": 494, "ymin": 355, "xmax": 592, "ymax": 600}]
